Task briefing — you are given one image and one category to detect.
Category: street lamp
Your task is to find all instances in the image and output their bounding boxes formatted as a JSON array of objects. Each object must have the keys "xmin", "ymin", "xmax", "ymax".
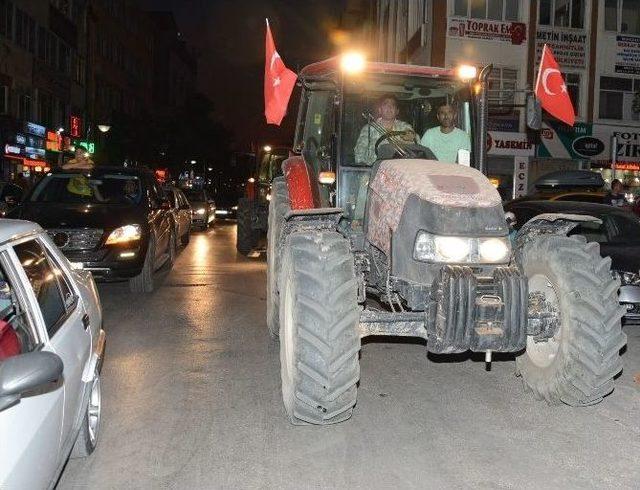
[
  {"xmin": 207, "ymin": 167, "xmax": 213, "ymax": 171},
  {"xmin": 263, "ymin": 145, "xmax": 272, "ymax": 152},
  {"xmin": 98, "ymin": 124, "xmax": 111, "ymax": 133},
  {"xmin": 190, "ymin": 160, "xmax": 196, "ymax": 164}
]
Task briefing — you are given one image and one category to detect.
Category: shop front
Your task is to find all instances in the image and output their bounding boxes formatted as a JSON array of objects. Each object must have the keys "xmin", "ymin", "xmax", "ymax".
[{"xmin": 0, "ymin": 119, "xmax": 51, "ymax": 187}]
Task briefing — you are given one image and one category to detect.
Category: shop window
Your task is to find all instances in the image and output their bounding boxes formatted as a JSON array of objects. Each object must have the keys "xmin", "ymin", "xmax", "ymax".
[
  {"xmin": 599, "ymin": 76, "xmax": 640, "ymax": 121},
  {"xmin": 453, "ymin": 0, "xmax": 518, "ymax": 20},
  {"xmin": 605, "ymin": 0, "xmax": 640, "ymax": 34},
  {"xmin": 539, "ymin": 0, "xmax": 584, "ymax": 28}
]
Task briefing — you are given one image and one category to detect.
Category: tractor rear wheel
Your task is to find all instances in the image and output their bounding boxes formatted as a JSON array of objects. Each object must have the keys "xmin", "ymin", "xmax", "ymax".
[
  {"xmin": 279, "ymin": 230, "xmax": 360, "ymax": 425},
  {"xmin": 266, "ymin": 177, "xmax": 289, "ymax": 339},
  {"xmin": 517, "ymin": 235, "xmax": 626, "ymax": 406},
  {"xmin": 236, "ymin": 198, "xmax": 257, "ymax": 255}
]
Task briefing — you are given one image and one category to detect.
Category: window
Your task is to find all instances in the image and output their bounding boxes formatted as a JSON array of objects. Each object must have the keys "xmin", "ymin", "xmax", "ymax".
[
  {"xmin": 0, "ymin": 85, "xmax": 8, "ymax": 114},
  {"xmin": 454, "ymin": 0, "xmax": 519, "ymax": 20},
  {"xmin": 14, "ymin": 240, "xmax": 67, "ymax": 336},
  {"xmin": 539, "ymin": 0, "xmax": 584, "ymax": 28},
  {"xmin": 0, "ymin": 259, "xmax": 37, "ymax": 360},
  {"xmin": 605, "ymin": 0, "xmax": 618, "ymax": 30},
  {"xmin": 563, "ymin": 73, "xmax": 581, "ymax": 116},
  {"xmin": 599, "ymin": 76, "xmax": 640, "ymax": 120},
  {"xmin": 488, "ymin": 67, "xmax": 518, "ymax": 110},
  {"xmin": 0, "ymin": 0, "xmax": 13, "ymax": 39},
  {"xmin": 14, "ymin": 8, "xmax": 35, "ymax": 52},
  {"xmin": 18, "ymin": 94, "xmax": 31, "ymax": 120}
]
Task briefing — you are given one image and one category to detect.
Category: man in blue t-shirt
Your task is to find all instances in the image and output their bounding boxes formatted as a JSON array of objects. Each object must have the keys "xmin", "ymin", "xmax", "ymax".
[{"xmin": 420, "ymin": 104, "xmax": 471, "ymax": 163}]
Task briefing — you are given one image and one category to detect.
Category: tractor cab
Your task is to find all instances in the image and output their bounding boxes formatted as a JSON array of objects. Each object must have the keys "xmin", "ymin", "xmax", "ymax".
[{"xmin": 293, "ymin": 57, "xmax": 478, "ymax": 227}]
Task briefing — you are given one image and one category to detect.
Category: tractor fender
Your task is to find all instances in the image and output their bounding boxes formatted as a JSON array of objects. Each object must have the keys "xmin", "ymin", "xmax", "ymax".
[
  {"xmin": 280, "ymin": 207, "xmax": 344, "ymax": 243},
  {"xmin": 514, "ymin": 213, "xmax": 601, "ymax": 250},
  {"xmin": 282, "ymin": 156, "xmax": 321, "ymax": 210}
]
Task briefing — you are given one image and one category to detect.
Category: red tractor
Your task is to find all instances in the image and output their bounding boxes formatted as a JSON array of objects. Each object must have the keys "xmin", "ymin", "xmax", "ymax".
[
  {"xmin": 267, "ymin": 55, "xmax": 626, "ymax": 425},
  {"xmin": 236, "ymin": 146, "xmax": 289, "ymax": 255}
]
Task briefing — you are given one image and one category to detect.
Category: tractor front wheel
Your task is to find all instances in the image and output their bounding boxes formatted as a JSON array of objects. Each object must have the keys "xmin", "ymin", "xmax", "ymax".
[
  {"xmin": 266, "ymin": 177, "xmax": 289, "ymax": 339},
  {"xmin": 236, "ymin": 198, "xmax": 258, "ymax": 255},
  {"xmin": 517, "ymin": 234, "xmax": 626, "ymax": 406},
  {"xmin": 279, "ymin": 230, "xmax": 361, "ymax": 425}
]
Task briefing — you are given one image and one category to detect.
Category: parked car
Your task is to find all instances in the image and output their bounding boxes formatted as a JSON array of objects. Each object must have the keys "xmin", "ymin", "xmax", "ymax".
[
  {"xmin": 0, "ymin": 219, "xmax": 105, "ymax": 489},
  {"xmin": 164, "ymin": 186, "xmax": 191, "ymax": 246},
  {"xmin": 505, "ymin": 199, "xmax": 640, "ymax": 322},
  {"xmin": 0, "ymin": 182, "xmax": 25, "ymax": 217},
  {"xmin": 183, "ymin": 188, "xmax": 215, "ymax": 230},
  {"xmin": 7, "ymin": 166, "xmax": 176, "ymax": 293},
  {"xmin": 510, "ymin": 170, "xmax": 607, "ymax": 204}
]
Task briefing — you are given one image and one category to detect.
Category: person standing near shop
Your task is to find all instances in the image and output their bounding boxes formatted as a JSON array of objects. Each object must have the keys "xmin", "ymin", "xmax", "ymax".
[{"xmin": 603, "ymin": 179, "xmax": 627, "ymax": 207}]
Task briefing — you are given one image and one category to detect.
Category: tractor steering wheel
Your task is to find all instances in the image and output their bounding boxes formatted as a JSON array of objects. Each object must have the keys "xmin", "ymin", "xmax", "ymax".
[{"xmin": 374, "ymin": 131, "xmax": 408, "ymax": 157}]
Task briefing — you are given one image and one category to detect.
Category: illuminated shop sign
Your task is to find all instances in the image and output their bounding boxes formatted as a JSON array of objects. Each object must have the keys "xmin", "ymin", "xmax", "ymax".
[
  {"xmin": 4, "ymin": 144, "xmax": 20, "ymax": 155},
  {"xmin": 70, "ymin": 115, "xmax": 82, "ymax": 137},
  {"xmin": 46, "ymin": 131, "xmax": 62, "ymax": 151},
  {"xmin": 76, "ymin": 141, "xmax": 95, "ymax": 154},
  {"xmin": 15, "ymin": 134, "xmax": 26, "ymax": 145},
  {"xmin": 25, "ymin": 121, "xmax": 46, "ymax": 137}
]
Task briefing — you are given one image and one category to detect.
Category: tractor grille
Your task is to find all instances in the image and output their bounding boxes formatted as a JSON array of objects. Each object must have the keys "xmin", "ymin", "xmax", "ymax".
[{"xmin": 47, "ymin": 229, "xmax": 104, "ymax": 251}]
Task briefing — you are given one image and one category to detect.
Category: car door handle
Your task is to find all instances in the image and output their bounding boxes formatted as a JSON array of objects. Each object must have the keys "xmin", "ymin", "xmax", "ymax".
[{"xmin": 82, "ymin": 313, "xmax": 90, "ymax": 330}]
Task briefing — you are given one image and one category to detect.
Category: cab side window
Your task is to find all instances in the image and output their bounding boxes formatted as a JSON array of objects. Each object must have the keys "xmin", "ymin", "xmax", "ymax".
[{"xmin": 14, "ymin": 240, "xmax": 71, "ymax": 337}]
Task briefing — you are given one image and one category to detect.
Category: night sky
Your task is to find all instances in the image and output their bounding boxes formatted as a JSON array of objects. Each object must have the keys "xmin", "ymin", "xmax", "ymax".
[{"xmin": 142, "ymin": 0, "xmax": 347, "ymax": 150}]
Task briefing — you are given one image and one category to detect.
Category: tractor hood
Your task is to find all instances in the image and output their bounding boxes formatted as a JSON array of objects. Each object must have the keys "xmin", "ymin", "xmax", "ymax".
[{"xmin": 366, "ymin": 159, "xmax": 507, "ymax": 256}]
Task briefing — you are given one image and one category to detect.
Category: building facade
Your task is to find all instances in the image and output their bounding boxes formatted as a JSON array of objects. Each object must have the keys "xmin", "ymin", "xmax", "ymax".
[
  {"xmin": 0, "ymin": 0, "xmax": 87, "ymax": 181},
  {"xmin": 371, "ymin": 0, "xmax": 640, "ymax": 195}
]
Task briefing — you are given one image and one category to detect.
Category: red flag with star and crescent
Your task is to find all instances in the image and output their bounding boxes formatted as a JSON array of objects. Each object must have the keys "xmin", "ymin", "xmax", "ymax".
[
  {"xmin": 535, "ymin": 44, "xmax": 575, "ymax": 126},
  {"xmin": 264, "ymin": 19, "xmax": 297, "ymax": 125}
]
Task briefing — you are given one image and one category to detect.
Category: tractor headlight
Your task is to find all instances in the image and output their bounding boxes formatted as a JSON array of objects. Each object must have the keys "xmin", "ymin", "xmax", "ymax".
[
  {"xmin": 106, "ymin": 224, "xmax": 141, "ymax": 245},
  {"xmin": 414, "ymin": 231, "xmax": 510, "ymax": 264},
  {"xmin": 479, "ymin": 237, "xmax": 510, "ymax": 263}
]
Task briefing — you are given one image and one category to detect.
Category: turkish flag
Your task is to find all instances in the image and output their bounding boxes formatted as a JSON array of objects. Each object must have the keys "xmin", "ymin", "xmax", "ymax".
[
  {"xmin": 264, "ymin": 20, "xmax": 297, "ymax": 126},
  {"xmin": 535, "ymin": 44, "xmax": 575, "ymax": 126}
]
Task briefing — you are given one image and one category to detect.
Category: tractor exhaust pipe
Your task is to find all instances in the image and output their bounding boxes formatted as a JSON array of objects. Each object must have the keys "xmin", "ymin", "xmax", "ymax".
[{"xmin": 476, "ymin": 64, "xmax": 493, "ymax": 176}]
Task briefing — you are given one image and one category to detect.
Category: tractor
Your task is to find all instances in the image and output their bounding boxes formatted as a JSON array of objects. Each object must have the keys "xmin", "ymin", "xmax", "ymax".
[
  {"xmin": 236, "ymin": 146, "xmax": 289, "ymax": 255},
  {"xmin": 266, "ymin": 54, "xmax": 627, "ymax": 425}
]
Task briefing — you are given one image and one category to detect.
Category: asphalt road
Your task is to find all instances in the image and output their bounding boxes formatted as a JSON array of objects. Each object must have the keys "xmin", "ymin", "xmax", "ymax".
[{"xmin": 58, "ymin": 222, "xmax": 640, "ymax": 490}]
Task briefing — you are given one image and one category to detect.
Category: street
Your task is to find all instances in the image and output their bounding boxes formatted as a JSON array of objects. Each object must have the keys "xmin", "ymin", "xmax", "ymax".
[{"xmin": 58, "ymin": 222, "xmax": 640, "ymax": 490}]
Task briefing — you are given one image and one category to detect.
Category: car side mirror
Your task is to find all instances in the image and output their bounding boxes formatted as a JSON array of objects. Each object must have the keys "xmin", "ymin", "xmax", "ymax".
[
  {"xmin": 526, "ymin": 94, "xmax": 542, "ymax": 131},
  {"xmin": 0, "ymin": 351, "xmax": 63, "ymax": 411}
]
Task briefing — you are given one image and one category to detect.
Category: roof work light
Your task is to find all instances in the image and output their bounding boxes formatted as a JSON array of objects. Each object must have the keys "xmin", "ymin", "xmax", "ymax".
[
  {"xmin": 457, "ymin": 65, "xmax": 478, "ymax": 80},
  {"xmin": 341, "ymin": 52, "xmax": 366, "ymax": 74}
]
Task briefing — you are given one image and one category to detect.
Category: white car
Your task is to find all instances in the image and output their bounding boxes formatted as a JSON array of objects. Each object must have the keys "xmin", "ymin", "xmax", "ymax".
[{"xmin": 0, "ymin": 219, "xmax": 105, "ymax": 489}]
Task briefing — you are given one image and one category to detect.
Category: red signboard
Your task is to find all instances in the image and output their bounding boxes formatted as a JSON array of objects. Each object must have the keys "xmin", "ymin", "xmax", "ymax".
[
  {"xmin": 70, "ymin": 115, "xmax": 82, "ymax": 138},
  {"xmin": 46, "ymin": 131, "xmax": 62, "ymax": 151}
]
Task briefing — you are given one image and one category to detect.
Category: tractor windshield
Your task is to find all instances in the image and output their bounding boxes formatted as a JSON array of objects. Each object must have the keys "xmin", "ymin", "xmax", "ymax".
[
  {"xmin": 341, "ymin": 73, "xmax": 473, "ymax": 167},
  {"xmin": 339, "ymin": 72, "xmax": 474, "ymax": 225}
]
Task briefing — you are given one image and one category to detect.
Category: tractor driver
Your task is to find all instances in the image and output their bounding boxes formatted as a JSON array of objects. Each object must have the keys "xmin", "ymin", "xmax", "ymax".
[
  {"xmin": 354, "ymin": 94, "xmax": 416, "ymax": 165},
  {"xmin": 420, "ymin": 104, "xmax": 471, "ymax": 164}
]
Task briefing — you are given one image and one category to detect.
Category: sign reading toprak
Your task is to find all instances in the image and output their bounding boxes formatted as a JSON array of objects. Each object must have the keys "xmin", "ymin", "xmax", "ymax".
[{"xmin": 447, "ymin": 17, "xmax": 527, "ymax": 45}]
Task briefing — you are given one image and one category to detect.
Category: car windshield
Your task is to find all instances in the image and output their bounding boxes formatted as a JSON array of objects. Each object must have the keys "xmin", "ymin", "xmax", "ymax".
[
  {"xmin": 29, "ymin": 172, "xmax": 142, "ymax": 205},
  {"xmin": 184, "ymin": 190, "xmax": 206, "ymax": 202},
  {"xmin": 568, "ymin": 213, "xmax": 640, "ymax": 244}
]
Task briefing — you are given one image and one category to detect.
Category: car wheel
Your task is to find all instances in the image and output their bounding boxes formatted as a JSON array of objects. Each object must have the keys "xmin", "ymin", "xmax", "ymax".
[
  {"xmin": 129, "ymin": 237, "xmax": 155, "ymax": 293},
  {"xmin": 71, "ymin": 372, "xmax": 101, "ymax": 458}
]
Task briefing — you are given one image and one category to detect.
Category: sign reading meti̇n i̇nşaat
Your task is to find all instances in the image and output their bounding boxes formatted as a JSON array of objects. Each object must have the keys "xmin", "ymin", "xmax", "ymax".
[{"xmin": 535, "ymin": 29, "xmax": 587, "ymax": 68}]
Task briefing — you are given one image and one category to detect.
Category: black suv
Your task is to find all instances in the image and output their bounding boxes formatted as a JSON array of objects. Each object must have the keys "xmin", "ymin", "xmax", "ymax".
[{"xmin": 8, "ymin": 166, "xmax": 176, "ymax": 292}]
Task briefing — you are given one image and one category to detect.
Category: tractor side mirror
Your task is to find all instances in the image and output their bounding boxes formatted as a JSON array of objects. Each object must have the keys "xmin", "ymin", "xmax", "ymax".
[{"xmin": 526, "ymin": 94, "xmax": 542, "ymax": 130}]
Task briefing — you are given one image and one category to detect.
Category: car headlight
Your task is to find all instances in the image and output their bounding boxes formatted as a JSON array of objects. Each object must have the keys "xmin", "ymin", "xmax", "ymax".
[
  {"xmin": 613, "ymin": 270, "xmax": 640, "ymax": 286},
  {"xmin": 105, "ymin": 224, "xmax": 142, "ymax": 245},
  {"xmin": 414, "ymin": 231, "xmax": 510, "ymax": 264},
  {"xmin": 195, "ymin": 208, "xmax": 206, "ymax": 215}
]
